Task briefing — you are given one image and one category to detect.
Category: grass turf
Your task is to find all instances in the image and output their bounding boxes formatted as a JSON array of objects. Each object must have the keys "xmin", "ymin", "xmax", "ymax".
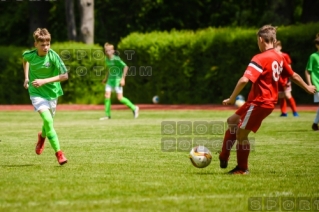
[{"xmin": 0, "ymin": 109, "xmax": 318, "ymax": 212}]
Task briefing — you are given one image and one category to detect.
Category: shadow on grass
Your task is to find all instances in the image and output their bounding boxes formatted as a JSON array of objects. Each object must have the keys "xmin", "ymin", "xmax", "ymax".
[
  {"xmin": 275, "ymin": 129, "xmax": 311, "ymax": 133},
  {"xmin": 193, "ymin": 172, "xmax": 215, "ymax": 175},
  {"xmin": 0, "ymin": 164, "xmax": 36, "ymax": 167}
]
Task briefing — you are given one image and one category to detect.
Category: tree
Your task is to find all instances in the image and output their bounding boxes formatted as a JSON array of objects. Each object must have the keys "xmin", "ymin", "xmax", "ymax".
[
  {"xmin": 78, "ymin": 0, "xmax": 94, "ymax": 44},
  {"xmin": 301, "ymin": 0, "xmax": 319, "ymax": 23},
  {"xmin": 65, "ymin": 0, "xmax": 77, "ymax": 41},
  {"xmin": 29, "ymin": 1, "xmax": 51, "ymax": 45}
]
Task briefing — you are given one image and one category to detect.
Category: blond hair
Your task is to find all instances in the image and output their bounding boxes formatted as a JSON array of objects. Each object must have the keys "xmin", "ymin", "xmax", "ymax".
[
  {"xmin": 33, "ymin": 28, "xmax": 51, "ymax": 42},
  {"xmin": 104, "ymin": 42, "xmax": 114, "ymax": 50},
  {"xmin": 257, "ymin": 25, "xmax": 277, "ymax": 44}
]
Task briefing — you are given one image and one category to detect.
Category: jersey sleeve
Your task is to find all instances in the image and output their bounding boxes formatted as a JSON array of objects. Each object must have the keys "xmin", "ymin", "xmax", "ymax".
[
  {"xmin": 281, "ymin": 57, "xmax": 294, "ymax": 78},
  {"xmin": 22, "ymin": 50, "xmax": 32, "ymax": 62},
  {"xmin": 282, "ymin": 53, "xmax": 292, "ymax": 65},
  {"xmin": 52, "ymin": 51, "xmax": 68, "ymax": 74},
  {"xmin": 243, "ymin": 56, "xmax": 262, "ymax": 83},
  {"xmin": 116, "ymin": 57, "xmax": 127, "ymax": 69},
  {"xmin": 56, "ymin": 57, "xmax": 68, "ymax": 74}
]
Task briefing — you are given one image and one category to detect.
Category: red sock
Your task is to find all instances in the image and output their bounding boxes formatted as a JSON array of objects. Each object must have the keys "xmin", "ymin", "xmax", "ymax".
[
  {"xmin": 236, "ymin": 143, "xmax": 250, "ymax": 170},
  {"xmin": 219, "ymin": 129, "xmax": 236, "ymax": 160},
  {"xmin": 287, "ymin": 97, "xmax": 297, "ymax": 112},
  {"xmin": 280, "ymin": 98, "xmax": 287, "ymax": 114}
]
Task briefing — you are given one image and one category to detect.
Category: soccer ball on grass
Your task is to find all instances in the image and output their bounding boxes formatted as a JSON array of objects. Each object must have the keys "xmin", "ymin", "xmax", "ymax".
[{"xmin": 189, "ymin": 146, "xmax": 212, "ymax": 168}]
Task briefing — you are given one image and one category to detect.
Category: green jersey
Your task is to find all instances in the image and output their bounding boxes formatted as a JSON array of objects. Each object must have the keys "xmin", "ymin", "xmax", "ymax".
[
  {"xmin": 306, "ymin": 52, "xmax": 319, "ymax": 89},
  {"xmin": 23, "ymin": 49, "xmax": 68, "ymax": 100},
  {"xmin": 105, "ymin": 55, "xmax": 126, "ymax": 87}
]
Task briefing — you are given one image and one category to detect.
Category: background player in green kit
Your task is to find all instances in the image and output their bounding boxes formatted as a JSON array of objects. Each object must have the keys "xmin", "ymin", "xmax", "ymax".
[
  {"xmin": 22, "ymin": 28, "xmax": 68, "ymax": 165},
  {"xmin": 100, "ymin": 42, "xmax": 139, "ymax": 120},
  {"xmin": 305, "ymin": 33, "xmax": 319, "ymax": 131}
]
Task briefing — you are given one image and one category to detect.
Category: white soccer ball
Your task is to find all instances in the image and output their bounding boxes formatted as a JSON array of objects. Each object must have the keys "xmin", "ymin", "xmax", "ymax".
[
  {"xmin": 235, "ymin": 99, "xmax": 245, "ymax": 108},
  {"xmin": 189, "ymin": 146, "xmax": 212, "ymax": 168},
  {"xmin": 236, "ymin": 95, "xmax": 245, "ymax": 101},
  {"xmin": 152, "ymin": 95, "xmax": 159, "ymax": 104}
]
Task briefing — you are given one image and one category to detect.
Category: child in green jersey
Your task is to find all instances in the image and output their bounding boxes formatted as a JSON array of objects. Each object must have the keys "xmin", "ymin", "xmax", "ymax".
[
  {"xmin": 22, "ymin": 28, "xmax": 68, "ymax": 165},
  {"xmin": 305, "ymin": 34, "xmax": 319, "ymax": 131},
  {"xmin": 99, "ymin": 42, "xmax": 139, "ymax": 120}
]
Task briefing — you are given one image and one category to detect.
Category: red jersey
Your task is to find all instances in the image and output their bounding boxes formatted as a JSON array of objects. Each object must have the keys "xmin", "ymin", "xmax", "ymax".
[
  {"xmin": 282, "ymin": 52, "xmax": 292, "ymax": 65},
  {"xmin": 243, "ymin": 48, "xmax": 294, "ymax": 108},
  {"xmin": 279, "ymin": 52, "xmax": 292, "ymax": 87}
]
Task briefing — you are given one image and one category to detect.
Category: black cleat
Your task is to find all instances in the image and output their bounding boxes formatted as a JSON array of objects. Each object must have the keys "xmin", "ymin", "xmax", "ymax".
[
  {"xmin": 228, "ymin": 166, "xmax": 249, "ymax": 175},
  {"xmin": 219, "ymin": 156, "xmax": 228, "ymax": 169},
  {"xmin": 312, "ymin": 123, "xmax": 318, "ymax": 131}
]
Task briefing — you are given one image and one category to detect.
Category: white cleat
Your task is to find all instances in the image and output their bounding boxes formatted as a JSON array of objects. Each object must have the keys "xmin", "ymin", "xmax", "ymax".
[{"xmin": 133, "ymin": 106, "xmax": 139, "ymax": 118}]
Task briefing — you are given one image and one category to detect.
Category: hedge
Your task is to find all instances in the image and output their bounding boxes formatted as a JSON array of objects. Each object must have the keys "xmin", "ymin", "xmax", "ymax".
[{"xmin": 118, "ymin": 22, "xmax": 319, "ymax": 104}]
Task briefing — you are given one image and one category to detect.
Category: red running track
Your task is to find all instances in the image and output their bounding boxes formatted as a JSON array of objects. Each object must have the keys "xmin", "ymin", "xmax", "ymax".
[{"xmin": 0, "ymin": 104, "xmax": 317, "ymax": 111}]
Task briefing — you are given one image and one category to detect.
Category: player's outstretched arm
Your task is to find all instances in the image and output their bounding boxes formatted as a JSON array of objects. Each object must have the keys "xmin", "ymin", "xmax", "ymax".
[
  {"xmin": 223, "ymin": 76, "xmax": 249, "ymax": 105},
  {"xmin": 291, "ymin": 72, "xmax": 316, "ymax": 94}
]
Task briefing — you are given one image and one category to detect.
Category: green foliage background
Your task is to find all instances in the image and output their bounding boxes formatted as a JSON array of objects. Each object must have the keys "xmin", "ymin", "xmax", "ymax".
[
  {"xmin": 1, "ymin": 23, "xmax": 318, "ymax": 104},
  {"xmin": 118, "ymin": 22, "xmax": 319, "ymax": 104}
]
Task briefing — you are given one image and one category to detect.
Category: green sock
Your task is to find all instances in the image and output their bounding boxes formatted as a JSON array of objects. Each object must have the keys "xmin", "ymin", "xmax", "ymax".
[
  {"xmin": 41, "ymin": 125, "xmax": 46, "ymax": 138},
  {"xmin": 120, "ymin": 97, "xmax": 135, "ymax": 110},
  {"xmin": 105, "ymin": 98, "xmax": 111, "ymax": 117},
  {"xmin": 39, "ymin": 110, "xmax": 60, "ymax": 152}
]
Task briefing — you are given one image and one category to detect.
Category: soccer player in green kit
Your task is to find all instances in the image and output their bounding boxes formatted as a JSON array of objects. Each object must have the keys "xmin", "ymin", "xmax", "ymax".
[
  {"xmin": 100, "ymin": 42, "xmax": 139, "ymax": 120},
  {"xmin": 305, "ymin": 33, "xmax": 319, "ymax": 130},
  {"xmin": 22, "ymin": 28, "xmax": 68, "ymax": 165}
]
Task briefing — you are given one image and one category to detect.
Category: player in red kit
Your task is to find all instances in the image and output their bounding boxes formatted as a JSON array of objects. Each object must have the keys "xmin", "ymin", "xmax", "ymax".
[
  {"xmin": 218, "ymin": 25, "xmax": 316, "ymax": 175},
  {"xmin": 275, "ymin": 40, "xmax": 299, "ymax": 117}
]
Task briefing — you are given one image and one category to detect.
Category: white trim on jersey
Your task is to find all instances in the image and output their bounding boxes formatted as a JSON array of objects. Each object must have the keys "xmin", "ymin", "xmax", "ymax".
[{"xmin": 248, "ymin": 63, "xmax": 263, "ymax": 73}]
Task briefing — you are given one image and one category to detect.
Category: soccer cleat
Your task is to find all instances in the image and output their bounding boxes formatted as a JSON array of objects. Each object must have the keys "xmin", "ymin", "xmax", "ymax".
[
  {"xmin": 133, "ymin": 106, "xmax": 139, "ymax": 118},
  {"xmin": 35, "ymin": 132, "xmax": 46, "ymax": 155},
  {"xmin": 293, "ymin": 112, "xmax": 299, "ymax": 117},
  {"xmin": 219, "ymin": 156, "xmax": 228, "ymax": 169},
  {"xmin": 280, "ymin": 113, "xmax": 288, "ymax": 117},
  {"xmin": 99, "ymin": 116, "xmax": 111, "ymax": 120},
  {"xmin": 228, "ymin": 166, "xmax": 249, "ymax": 175},
  {"xmin": 312, "ymin": 123, "xmax": 319, "ymax": 131},
  {"xmin": 55, "ymin": 151, "xmax": 67, "ymax": 165}
]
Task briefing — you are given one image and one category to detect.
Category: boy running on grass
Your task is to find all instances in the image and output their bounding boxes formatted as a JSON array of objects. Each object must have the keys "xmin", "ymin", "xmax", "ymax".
[
  {"xmin": 219, "ymin": 25, "xmax": 316, "ymax": 174},
  {"xmin": 100, "ymin": 42, "xmax": 139, "ymax": 120},
  {"xmin": 275, "ymin": 40, "xmax": 299, "ymax": 117},
  {"xmin": 22, "ymin": 28, "xmax": 68, "ymax": 165}
]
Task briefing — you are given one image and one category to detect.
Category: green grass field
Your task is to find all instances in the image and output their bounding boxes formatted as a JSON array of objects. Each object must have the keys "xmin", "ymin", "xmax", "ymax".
[{"xmin": 1, "ymin": 109, "xmax": 319, "ymax": 212}]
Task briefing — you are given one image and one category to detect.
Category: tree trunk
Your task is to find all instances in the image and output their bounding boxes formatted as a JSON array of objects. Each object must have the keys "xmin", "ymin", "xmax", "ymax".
[
  {"xmin": 78, "ymin": 0, "xmax": 94, "ymax": 44},
  {"xmin": 29, "ymin": 1, "xmax": 51, "ymax": 45},
  {"xmin": 65, "ymin": 0, "xmax": 77, "ymax": 41},
  {"xmin": 301, "ymin": 0, "xmax": 319, "ymax": 23}
]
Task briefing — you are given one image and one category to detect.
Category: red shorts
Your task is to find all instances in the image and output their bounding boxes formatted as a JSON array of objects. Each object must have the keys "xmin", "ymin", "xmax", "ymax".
[
  {"xmin": 278, "ymin": 77, "xmax": 292, "ymax": 92},
  {"xmin": 235, "ymin": 103, "xmax": 273, "ymax": 133},
  {"xmin": 278, "ymin": 83, "xmax": 292, "ymax": 93}
]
